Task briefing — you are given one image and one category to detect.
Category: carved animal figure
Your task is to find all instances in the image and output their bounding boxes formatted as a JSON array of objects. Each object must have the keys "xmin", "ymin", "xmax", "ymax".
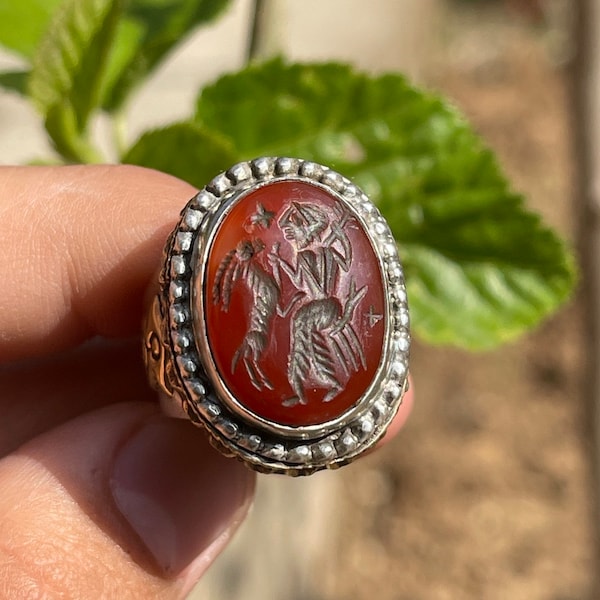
[
  {"xmin": 269, "ymin": 202, "xmax": 368, "ymax": 406},
  {"xmin": 212, "ymin": 239, "xmax": 279, "ymax": 391}
]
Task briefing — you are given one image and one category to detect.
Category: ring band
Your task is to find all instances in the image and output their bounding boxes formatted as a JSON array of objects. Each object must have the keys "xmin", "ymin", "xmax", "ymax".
[{"xmin": 143, "ymin": 157, "xmax": 410, "ymax": 475}]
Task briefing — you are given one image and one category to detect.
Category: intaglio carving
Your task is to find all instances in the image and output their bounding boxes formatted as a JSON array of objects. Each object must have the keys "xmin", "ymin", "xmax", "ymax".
[
  {"xmin": 212, "ymin": 199, "xmax": 368, "ymax": 408},
  {"xmin": 204, "ymin": 178, "xmax": 388, "ymax": 429},
  {"xmin": 152, "ymin": 159, "xmax": 409, "ymax": 473}
]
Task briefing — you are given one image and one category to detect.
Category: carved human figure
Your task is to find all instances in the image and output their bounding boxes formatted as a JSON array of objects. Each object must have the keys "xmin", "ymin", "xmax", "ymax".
[{"xmin": 269, "ymin": 202, "xmax": 367, "ymax": 407}]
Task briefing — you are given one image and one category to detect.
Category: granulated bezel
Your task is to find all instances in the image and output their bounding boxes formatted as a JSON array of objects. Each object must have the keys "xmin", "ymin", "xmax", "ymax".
[{"xmin": 162, "ymin": 157, "xmax": 410, "ymax": 475}]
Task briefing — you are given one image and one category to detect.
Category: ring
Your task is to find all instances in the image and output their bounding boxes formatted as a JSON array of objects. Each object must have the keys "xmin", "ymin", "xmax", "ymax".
[{"xmin": 143, "ymin": 157, "xmax": 410, "ymax": 475}]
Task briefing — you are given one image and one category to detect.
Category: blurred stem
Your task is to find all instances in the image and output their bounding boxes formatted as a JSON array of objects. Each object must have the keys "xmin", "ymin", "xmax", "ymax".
[
  {"xmin": 113, "ymin": 109, "xmax": 128, "ymax": 159},
  {"xmin": 44, "ymin": 105, "xmax": 104, "ymax": 164},
  {"xmin": 246, "ymin": 0, "xmax": 286, "ymax": 63},
  {"xmin": 247, "ymin": 0, "xmax": 265, "ymax": 62},
  {"xmin": 572, "ymin": 0, "xmax": 600, "ymax": 589}
]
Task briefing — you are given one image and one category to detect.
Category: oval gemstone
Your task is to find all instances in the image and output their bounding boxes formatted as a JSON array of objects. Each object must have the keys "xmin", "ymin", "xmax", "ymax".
[{"xmin": 204, "ymin": 180, "xmax": 385, "ymax": 427}]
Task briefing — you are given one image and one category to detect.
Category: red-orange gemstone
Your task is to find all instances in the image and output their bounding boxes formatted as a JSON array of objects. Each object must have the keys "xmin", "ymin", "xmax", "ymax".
[{"xmin": 204, "ymin": 180, "xmax": 385, "ymax": 427}]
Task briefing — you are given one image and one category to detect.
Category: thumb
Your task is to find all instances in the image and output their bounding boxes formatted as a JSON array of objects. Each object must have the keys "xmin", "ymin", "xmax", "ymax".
[{"xmin": 0, "ymin": 403, "xmax": 255, "ymax": 599}]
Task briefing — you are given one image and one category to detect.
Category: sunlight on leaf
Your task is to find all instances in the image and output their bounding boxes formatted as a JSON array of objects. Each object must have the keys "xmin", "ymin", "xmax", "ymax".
[
  {"xmin": 193, "ymin": 59, "xmax": 576, "ymax": 349},
  {"xmin": 0, "ymin": 0, "xmax": 63, "ymax": 58},
  {"xmin": 102, "ymin": 0, "xmax": 232, "ymax": 111},
  {"xmin": 29, "ymin": 0, "xmax": 123, "ymax": 130},
  {"xmin": 122, "ymin": 122, "xmax": 237, "ymax": 187},
  {"xmin": 28, "ymin": 0, "xmax": 123, "ymax": 161}
]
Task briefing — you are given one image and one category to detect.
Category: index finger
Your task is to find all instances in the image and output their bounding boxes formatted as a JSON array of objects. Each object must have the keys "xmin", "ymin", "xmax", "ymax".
[{"xmin": 0, "ymin": 165, "xmax": 195, "ymax": 362}]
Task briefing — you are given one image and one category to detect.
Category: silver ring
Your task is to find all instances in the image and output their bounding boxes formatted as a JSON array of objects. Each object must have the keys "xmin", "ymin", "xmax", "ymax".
[{"xmin": 144, "ymin": 157, "xmax": 410, "ymax": 475}]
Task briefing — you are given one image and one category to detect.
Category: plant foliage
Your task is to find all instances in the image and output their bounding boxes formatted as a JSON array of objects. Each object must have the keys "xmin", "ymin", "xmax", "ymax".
[{"xmin": 0, "ymin": 0, "xmax": 576, "ymax": 350}]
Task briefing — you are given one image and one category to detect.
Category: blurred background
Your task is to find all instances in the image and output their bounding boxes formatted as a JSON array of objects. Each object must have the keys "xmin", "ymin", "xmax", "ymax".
[{"xmin": 1, "ymin": 0, "xmax": 595, "ymax": 598}]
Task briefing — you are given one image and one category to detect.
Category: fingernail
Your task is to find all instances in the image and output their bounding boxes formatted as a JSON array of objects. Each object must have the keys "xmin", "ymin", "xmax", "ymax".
[{"xmin": 110, "ymin": 417, "xmax": 255, "ymax": 580}]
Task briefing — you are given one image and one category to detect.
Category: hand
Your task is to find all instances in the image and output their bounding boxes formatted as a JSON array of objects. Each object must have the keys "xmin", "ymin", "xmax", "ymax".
[
  {"xmin": 0, "ymin": 165, "xmax": 413, "ymax": 598},
  {"xmin": 0, "ymin": 165, "xmax": 255, "ymax": 599}
]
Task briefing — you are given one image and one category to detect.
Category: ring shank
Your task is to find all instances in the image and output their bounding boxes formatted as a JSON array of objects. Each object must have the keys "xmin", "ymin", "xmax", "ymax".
[{"xmin": 143, "ymin": 293, "xmax": 188, "ymax": 419}]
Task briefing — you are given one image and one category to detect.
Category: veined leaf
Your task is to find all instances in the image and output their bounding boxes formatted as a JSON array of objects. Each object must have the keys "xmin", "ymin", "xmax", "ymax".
[
  {"xmin": 29, "ymin": 0, "xmax": 123, "ymax": 133},
  {"xmin": 102, "ymin": 0, "xmax": 231, "ymax": 111},
  {"xmin": 193, "ymin": 59, "xmax": 576, "ymax": 349},
  {"xmin": 122, "ymin": 122, "xmax": 237, "ymax": 188},
  {"xmin": 0, "ymin": 0, "xmax": 63, "ymax": 58}
]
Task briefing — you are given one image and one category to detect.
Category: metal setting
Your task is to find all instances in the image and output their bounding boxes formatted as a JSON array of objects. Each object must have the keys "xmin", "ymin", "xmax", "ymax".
[{"xmin": 144, "ymin": 157, "xmax": 410, "ymax": 475}]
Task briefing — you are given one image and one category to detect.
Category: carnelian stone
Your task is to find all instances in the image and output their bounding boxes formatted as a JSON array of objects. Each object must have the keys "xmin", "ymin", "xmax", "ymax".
[{"xmin": 204, "ymin": 180, "xmax": 385, "ymax": 427}]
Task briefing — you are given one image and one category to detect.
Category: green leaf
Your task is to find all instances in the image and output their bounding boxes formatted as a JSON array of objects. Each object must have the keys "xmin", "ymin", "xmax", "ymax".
[
  {"xmin": 195, "ymin": 59, "xmax": 360, "ymax": 161},
  {"xmin": 0, "ymin": 0, "xmax": 63, "ymax": 58},
  {"xmin": 0, "ymin": 70, "xmax": 29, "ymax": 95},
  {"xmin": 401, "ymin": 221, "xmax": 575, "ymax": 349},
  {"xmin": 98, "ymin": 18, "xmax": 145, "ymax": 109},
  {"xmin": 102, "ymin": 0, "xmax": 231, "ymax": 111},
  {"xmin": 193, "ymin": 59, "xmax": 576, "ymax": 349},
  {"xmin": 27, "ymin": 0, "xmax": 123, "ymax": 163},
  {"xmin": 44, "ymin": 103, "xmax": 103, "ymax": 163},
  {"xmin": 29, "ymin": 0, "xmax": 123, "ymax": 131},
  {"xmin": 122, "ymin": 122, "xmax": 237, "ymax": 187}
]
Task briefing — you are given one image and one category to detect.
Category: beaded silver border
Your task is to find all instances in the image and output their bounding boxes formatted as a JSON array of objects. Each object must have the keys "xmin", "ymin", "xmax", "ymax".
[{"xmin": 161, "ymin": 157, "xmax": 409, "ymax": 475}]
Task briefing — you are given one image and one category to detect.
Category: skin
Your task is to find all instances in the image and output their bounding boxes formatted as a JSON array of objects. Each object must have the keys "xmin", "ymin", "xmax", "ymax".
[{"xmin": 0, "ymin": 165, "xmax": 413, "ymax": 599}]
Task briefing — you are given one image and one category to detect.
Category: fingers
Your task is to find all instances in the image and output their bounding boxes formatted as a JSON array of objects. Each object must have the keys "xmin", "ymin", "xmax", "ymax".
[
  {"xmin": 0, "ymin": 338, "xmax": 152, "ymax": 457},
  {"xmin": 0, "ymin": 403, "xmax": 255, "ymax": 599},
  {"xmin": 0, "ymin": 165, "xmax": 195, "ymax": 362}
]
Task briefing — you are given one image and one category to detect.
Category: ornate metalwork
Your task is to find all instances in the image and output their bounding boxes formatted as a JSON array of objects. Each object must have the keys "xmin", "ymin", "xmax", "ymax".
[{"xmin": 144, "ymin": 157, "xmax": 410, "ymax": 475}]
